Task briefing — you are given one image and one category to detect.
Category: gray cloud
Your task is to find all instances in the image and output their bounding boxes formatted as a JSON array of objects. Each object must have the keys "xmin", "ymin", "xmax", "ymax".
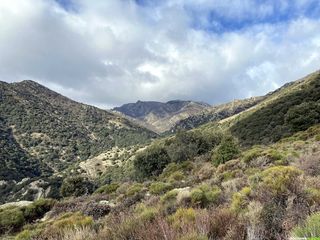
[{"xmin": 0, "ymin": 0, "xmax": 319, "ymax": 108}]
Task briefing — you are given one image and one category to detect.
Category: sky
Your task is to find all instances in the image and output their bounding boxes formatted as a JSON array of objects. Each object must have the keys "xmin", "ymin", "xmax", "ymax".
[{"xmin": 0, "ymin": 0, "xmax": 320, "ymax": 108}]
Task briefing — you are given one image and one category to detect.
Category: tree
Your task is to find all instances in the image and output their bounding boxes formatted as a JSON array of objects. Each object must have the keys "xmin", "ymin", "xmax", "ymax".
[
  {"xmin": 212, "ymin": 135, "xmax": 240, "ymax": 166},
  {"xmin": 60, "ymin": 176, "xmax": 95, "ymax": 197}
]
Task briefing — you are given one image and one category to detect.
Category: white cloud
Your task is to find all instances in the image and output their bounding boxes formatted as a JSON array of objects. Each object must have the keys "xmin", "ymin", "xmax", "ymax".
[{"xmin": 0, "ymin": 0, "xmax": 319, "ymax": 108}]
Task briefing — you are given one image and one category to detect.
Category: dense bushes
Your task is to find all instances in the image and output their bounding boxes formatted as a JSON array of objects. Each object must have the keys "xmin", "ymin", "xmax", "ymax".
[
  {"xmin": 60, "ymin": 176, "xmax": 95, "ymax": 197},
  {"xmin": 134, "ymin": 130, "xmax": 223, "ymax": 177},
  {"xmin": 231, "ymin": 72, "xmax": 320, "ymax": 145},
  {"xmin": 0, "ymin": 199, "xmax": 55, "ymax": 234}
]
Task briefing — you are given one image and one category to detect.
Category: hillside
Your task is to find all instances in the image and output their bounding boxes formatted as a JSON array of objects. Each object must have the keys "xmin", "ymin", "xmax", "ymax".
[
  {"xmin": 229, "ymin": 70, "xmax": 320, "ymax": 145},
  {"xmin": 170, "ymin": 96, "xmax": 264, "ymax": 132},
  {"xmin": 0, "ymin": 80, "xmax": 156, "ymax": 202},
  {"xmin": 113, "ymin": 100, "xmax": 210, "ymax": 133},
  {"xmin": 1, "ymin": 71, "xmax": 320, "ymax": 240}
]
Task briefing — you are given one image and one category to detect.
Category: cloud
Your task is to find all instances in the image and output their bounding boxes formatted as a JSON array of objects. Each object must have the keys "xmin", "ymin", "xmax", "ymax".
[{"xmin": 0, "ymin": 0, "xmax": 319, "ymax": 108}]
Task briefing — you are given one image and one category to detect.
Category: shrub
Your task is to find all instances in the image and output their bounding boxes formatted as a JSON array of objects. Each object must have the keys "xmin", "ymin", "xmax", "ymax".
[
  {"xmin": 22, "ymin": 198, "xmax": 56, "ymax": 222},
  {"xmin": 242, "ymin": 147, "xmax": 264, "ymax": 163},
  {"xmin": 15, "ymin": 230, "xmax": 32, "ymax": 240},
  {"xmin": 291, "ymin": 213, "xmax": 320, "ymax": 238},
  {"xmin": 134, "ymin": 144, "xmax": 170, "ymax": 177},
  {"xmin": 208, "ymin": 208, "xmax": 245, "ymax": 239},
  {"xmin": 260, "ymin": 166, "xmax": 302, "ymax": 195},
  {"xmin": 60, "ymin": 176, "xmax": 95, "ymax": 197},
  {"xmin": 126, "ymin": 183, "xmax": 143, "ymax": 196},
  {"xmin": 168, "ymin": 208, "xmax": 196, "ymax": 228},
  {"xmin": 161, "ymin": 190, "xmax": 179, "ymax": 203},
  {"xmin": 212, "ymin": 135, "xmax": 240, "ymax": 166},
  {"xmin": 52, "ymin": 212, "xmax": 93, "ymax": 230},
  {"xmin": 149, "ymin": 182, "xmax": 172, "ymax": 195},
  {"xmin": 135, "ymin": 204, "xmax": 158, "ymax": 222},
  {"xmin": 190, "ymin": 184, "xmax": 221, "ymax": 207},
  {"xmin": 0, "ymin": 207, "xmax": 25, "ymax": 233},
  {"xmin": 95, "ymin": 183, "xmax": 120, "ymax": 194},
  {"xmin": 230, "ymin": 187, "xmax": 251, "ymax": 213}
]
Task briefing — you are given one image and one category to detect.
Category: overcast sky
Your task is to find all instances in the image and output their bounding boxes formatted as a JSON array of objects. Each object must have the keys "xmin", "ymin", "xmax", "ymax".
[{"xmin": 0, "ymin": 0, "xmax": 320, "ymax": 108}]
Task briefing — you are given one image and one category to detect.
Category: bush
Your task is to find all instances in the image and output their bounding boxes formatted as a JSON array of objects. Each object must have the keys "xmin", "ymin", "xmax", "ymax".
[
  {"xmin": 190, "ymin": 184, "xmax": 221, "ymax": 207},
  {"xmin": 126, "ymin": 183, "xmax": 143, "ymax": 196},
  {"xmin": 149, "ymin": 182, "xmax": 172, "ymax": 195},
  {"xmin": 135, "ymin": 204, "xmax": 158, "ymax": 222},
  {"xmin": 22, "ymin": 198, "xmax": 56, "ymax": 222},
  {"xmin": 261, "ymin": 166, "xmax": 302, "ymax": 195},
  {"xmin": 212, "ymin": 135, "xmax": 240, "ymax": 166},
  {"xmin": 52, "ymin": 212, "xmax": 93, "ymax": 230},
  {"xmin": 168, "ymin": 208, "xmax": 196, "ymax": 228},
  {"xmin": 291, "ymin": 213, "xmax": 320, "ymax": 238},
  {"xmin": 230, "ymin": 187, "xmax": 251, "ymax": 213},
  {"xmin": 0, "ymin": 207, "xmax": 25, "ymax": 233},
  {"xmin": 95, "ymin": 183, "xmax": 120, "ymax": 194},
  {"xmin": 15, "ymin": 230, "xmax": 33, "ymax": 240},
  {"xmin": 161, "ymin": 190, "xmax": 179, "ymax": 203},
  {"xmin": 134, "ymin": 144, "xmax": 170, "ymax": 177},
  {"xmin": 60, "ymin": 176, "xmax": 95, "ymax": 197}
]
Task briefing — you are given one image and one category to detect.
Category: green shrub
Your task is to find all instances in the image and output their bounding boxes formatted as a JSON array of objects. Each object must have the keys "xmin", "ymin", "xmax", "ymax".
[
  {"xmin": 15, "ymin": 230, "xmax": 32, "ymax": 240},
  {"xmin": 22, "ymin": 198, "xmax": 56, "ymax": 222},
  {"xmin": 291, "ymin": 213, "xmax": 320, "ymax": 238},
  {"xmin": 135, "ymin": 204, "xmax": 158, "ymax": 222},
  {"xmin": 169, "ymin": 171, "xmax": 185, "ymax": 182},
  {"xmin": 52, "ymin": 212, "xmax": 93, "ymax": 229},
  {"xmin": 126, "ymin": 183, "xmax": 143, "ymax": 196},
  {"xmin": 134, "ymin": 144, "xmax": 170, "ymax": 177},
  {"xmin": 212, "ymin": 135, "xmax": 240, "ymax": 166},
  {"xmin": 0, "ymin": 207, "xmax": 25, "ymax": 233},
  {"xmin": 60, "ymin": 176, "xmax": 95, "ymax": 197},
  {"xmin": 168, "ymin": 208, "xmax": 196, "ymax": 228},
  {"xmin": 261, "ymin": 166, "xmax": 302, "ymax": 195},
  {"xmin": 95, "ymin": 183, "xmax": 119, "ymax": 194},
  {"xmin": 230, "ymin": 187, "xmax": 251, "ymax": 213},
  {"xmin": 149, "ymin": 182, "xmax": 172, "ymax": 195},
  {"xmin": 161, "ymin": 190, "xmax": 179, "ymax": 203},
  {"xmin": 191, "ymin": 184, "xmax": 221, "ymax": 207},
  {"xmin": 242, "ymin": 147, "xmax": 264, "ymax": 163}
]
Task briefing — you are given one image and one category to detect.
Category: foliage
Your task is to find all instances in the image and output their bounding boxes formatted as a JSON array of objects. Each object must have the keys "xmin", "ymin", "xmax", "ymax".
[
  {"xmin": 231, "ymin": 73, "xmax": 320, "ymax": 145},
  {"xmin": 95, "ymin": 183, "xmax": 120, "ymax": 194},
  {"xmin": 60, "ymin": 176, "xmax": 95, "ymax": 197},
  {"xmin": 190, "ymin": 184, "xmax": 221, "ymax": 207},
  {"xmin": 22, "ymin": 198, "xmax": 56, "ymax": 222},
  {"xmin": 134, "ymin": 144, "xmax": 170, "ymax": 177},
  {"xmin": 0, "ymin": 207, "xmax": 25, "ymax": 233},
  {"xmin": 291, "ymin": 213, "xmax": 320, "ymax": 238},
  {"xmin": 168, "ymin": 208, "xmax": 196, "ymax": 228},
  {"xmin": 230, "ymin": 187, "xmax": 251, "ymax": 213},
  {"xmin": 212, "ymin": 135, "xmax": 240, "ymax": 166},
  {"xmin": 260, "ymin": 166, "xmax": 302, "ymax": 195},
  {"xmin": 149, "ymin": 182, "xmax": 172, "ymax": 195}
]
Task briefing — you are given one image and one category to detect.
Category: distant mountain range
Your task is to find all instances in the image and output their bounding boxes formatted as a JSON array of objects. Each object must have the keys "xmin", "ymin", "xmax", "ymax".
[
  {"xmin": 113, "ymin": 100, "xmax": 210, "ymax": 133},
  {"xmin": 113, "ymin": 97, "xmax": 264, "ymax": 134}
]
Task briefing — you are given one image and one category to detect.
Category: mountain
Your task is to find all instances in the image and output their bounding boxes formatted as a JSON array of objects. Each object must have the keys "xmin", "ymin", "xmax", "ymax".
[
  {"xmin": 113, "ymin": 100, "xmax": 210, "ymax": 133},
  {"xmin": 169, "ymin": 96, "xmax": 264, "ymax": 132},
  {"xmin": 229, "ymin": 70, "xmax": 320, "ymax": 145},
  {"xmin": 1, "ymin": 71, "xmax": 320, "ymax": 240},
  {"xmin": 0, "ymin": 80, "xmax": 156, "ymax": 202}
]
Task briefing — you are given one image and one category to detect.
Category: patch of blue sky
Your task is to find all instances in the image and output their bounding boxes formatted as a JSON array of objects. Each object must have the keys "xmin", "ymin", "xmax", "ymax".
[{"xmin": 54, "ymin": 0, "xmax": 78, "ymax": 12}]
